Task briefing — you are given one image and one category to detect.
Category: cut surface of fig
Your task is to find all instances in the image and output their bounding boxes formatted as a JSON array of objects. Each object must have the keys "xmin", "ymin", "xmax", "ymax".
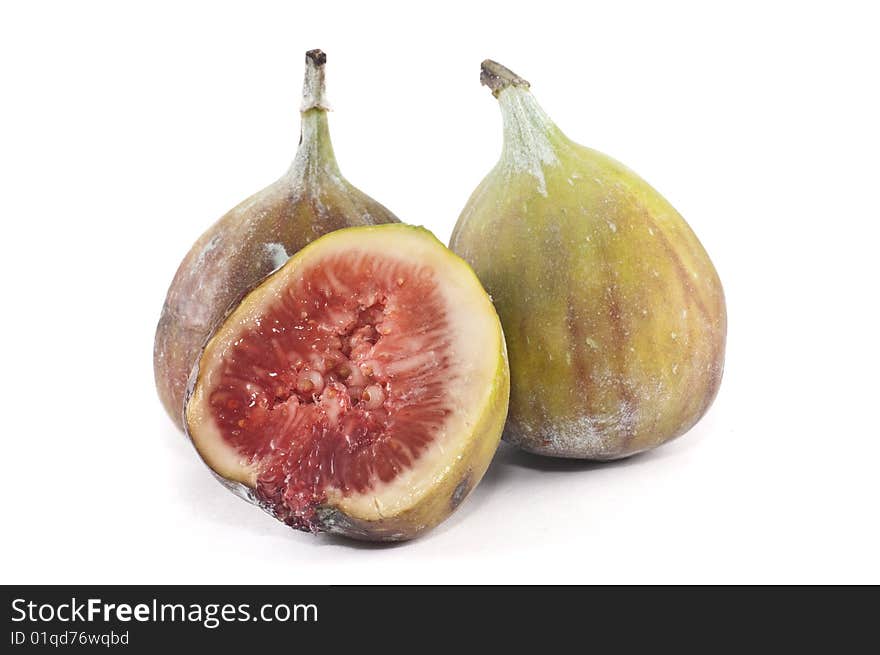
[{"xmin": 186, "ymin": 225, "xmax": 509, "ymax": 541}]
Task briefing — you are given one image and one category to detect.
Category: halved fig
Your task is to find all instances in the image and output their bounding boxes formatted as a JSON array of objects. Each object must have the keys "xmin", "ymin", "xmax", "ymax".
[{"xmin": 185, "ymin": 224, "xmax": 509, "ymax": 541}]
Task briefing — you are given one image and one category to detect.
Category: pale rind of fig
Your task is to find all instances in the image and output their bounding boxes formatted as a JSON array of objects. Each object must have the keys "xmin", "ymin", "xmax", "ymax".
[
  {"xmin": 155, "ymin": 50, "xmax": 399, "ymax": 430},
  {"xmin": 450, "ymin": 60, "xmax": 726, "ymax": 460}
]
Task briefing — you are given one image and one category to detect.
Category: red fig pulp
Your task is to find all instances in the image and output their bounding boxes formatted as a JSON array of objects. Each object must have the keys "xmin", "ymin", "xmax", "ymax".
[{"xmin": 186, "ymin": 225, "xmax": 510, "ymax": 541}]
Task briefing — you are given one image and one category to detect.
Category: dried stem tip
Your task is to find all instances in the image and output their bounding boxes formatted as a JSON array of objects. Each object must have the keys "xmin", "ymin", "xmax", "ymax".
[
  {"xmin": 302, "ymin": 49, "xmax": 330, "ymax": 112},
  {"xmin": 480, "ymin": 59, "xmax": 530, "ymax": 97}
]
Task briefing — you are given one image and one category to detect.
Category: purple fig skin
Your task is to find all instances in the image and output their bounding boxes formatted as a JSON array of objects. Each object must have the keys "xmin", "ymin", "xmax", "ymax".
[{"xmin": 154, "ymin": 50, "xmax": 399, "ymax": 430}]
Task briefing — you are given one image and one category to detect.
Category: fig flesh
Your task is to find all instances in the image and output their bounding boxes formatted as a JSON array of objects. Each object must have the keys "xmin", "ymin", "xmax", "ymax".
[
  {"xmin": 186, "ymin": 224, "xmax": 509, "ymax": 541},
  {"xmin": 154, "ymin": 50, "xmax": 399, "ymax": 430},
  {"xmin": 450, "ymin": 60, "xmax": 726, "ymax": 460}
]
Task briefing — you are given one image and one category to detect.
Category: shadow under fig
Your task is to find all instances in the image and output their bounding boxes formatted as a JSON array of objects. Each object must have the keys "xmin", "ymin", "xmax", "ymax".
[
  {"xmin": 488, "ymin": 441, "xmax": 648, "ymax": 473},
  {"xmin": 167, "ymin": 408, "xmax": 714, "ymax": 548},
  {"xmin": 317, "ymin": 532, "xmax": 414, "ymax": 550}
]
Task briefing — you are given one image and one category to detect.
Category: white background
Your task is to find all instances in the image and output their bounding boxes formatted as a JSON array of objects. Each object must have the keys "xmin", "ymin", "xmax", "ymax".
[{"xmin": 2, "ymin": 1, "xmax": 878, "ymax": 584}]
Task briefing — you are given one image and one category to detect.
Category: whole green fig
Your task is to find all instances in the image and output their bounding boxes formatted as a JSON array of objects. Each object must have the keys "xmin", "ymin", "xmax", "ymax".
[{"xmin": 450, "ymin": 60, "xmax": 726, "ymax": 460}]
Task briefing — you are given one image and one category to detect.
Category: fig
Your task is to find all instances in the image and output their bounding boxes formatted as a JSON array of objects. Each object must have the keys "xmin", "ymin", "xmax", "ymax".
[
  {"xmin": 154, "ymin": 49, "xmax": 399, "ymax": 430},
  {"xmin": 450, "ymin": 60, "xmax": 726, "ymax": 460},
  {"xmin": 185, "ymin": 224, "xmax": 509, "ymax": 541}
]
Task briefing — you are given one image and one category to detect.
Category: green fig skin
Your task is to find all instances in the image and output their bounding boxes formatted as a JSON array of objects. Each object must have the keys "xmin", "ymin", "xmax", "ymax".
[
  {"xmin": 450, "ymin": 61, "xmax": 726, "ymax": 460},
  {"xmin": 154, "ymin": 51, "xmax": 399, "ymax": 430}
]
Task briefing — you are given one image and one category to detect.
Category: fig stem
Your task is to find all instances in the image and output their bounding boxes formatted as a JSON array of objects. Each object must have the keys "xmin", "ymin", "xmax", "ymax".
[
  {"xmin": 288, "ymin": 49, "xmax": 339, "ymax": 178},
  {"xmin": 301, "ymin": 49, "xmax": 330, "ymax": 112},
  {"xmin": 481, "ymin": 59, "xmax": 530, "ymax": 97}
]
